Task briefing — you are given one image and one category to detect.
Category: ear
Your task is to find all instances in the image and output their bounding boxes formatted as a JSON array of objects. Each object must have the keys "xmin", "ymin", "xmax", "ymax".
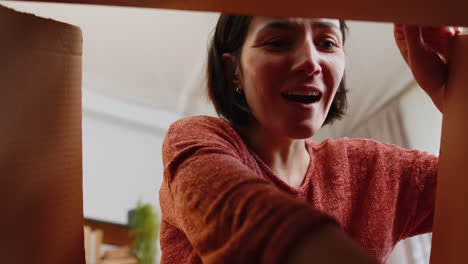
[{"xmin": 222, "ymin": 53, "xmax": 240, "ymax": 86}]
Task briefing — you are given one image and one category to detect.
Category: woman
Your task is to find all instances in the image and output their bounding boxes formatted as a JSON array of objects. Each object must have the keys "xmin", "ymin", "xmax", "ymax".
[{"xmin": 159, "ymin": 15, "xmax": 462, "ymax": 263}]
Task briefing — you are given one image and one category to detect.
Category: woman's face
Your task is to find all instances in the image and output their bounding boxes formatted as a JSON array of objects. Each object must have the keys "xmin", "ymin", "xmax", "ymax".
[{"xmin": 237, "ymin": 17, "xmax": 345, "ymax": 139}]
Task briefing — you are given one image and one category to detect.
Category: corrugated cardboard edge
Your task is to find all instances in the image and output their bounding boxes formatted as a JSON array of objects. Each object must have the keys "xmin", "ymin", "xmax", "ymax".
[
  {"xmin": 0, "ymin": 4, "xmax": 85, "ymax": 264},
  {"xmin": 4, "ymin": 0, "xmax": 468, "ymax": 26},
  {"xmin": 430, "ymin": 35, "xmax": 468, "ymax": 263}
]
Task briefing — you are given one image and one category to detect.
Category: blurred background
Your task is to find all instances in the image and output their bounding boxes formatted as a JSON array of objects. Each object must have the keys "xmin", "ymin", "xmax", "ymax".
[{"xmin": 2, "ymin": 1, "xmax": 455, "ymax": 263}]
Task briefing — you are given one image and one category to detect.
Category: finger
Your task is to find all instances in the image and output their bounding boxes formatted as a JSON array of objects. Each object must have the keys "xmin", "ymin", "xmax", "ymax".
[
  {"xmin": 394, "ymin": 23, "xmax": 405, "ymax": 41},
  {"xmin": 404, "ymin": 25, "xmax": 425, "ymax": 50},
  {"xmin": 421, "ymin": 26, "xmax": 457, "ymax": 61},
  {"xmin": 394, "ymin": 23, "xmax": 409, "ymax": 64},
  {"xmin": 421, "ymin": 27, "xmax": 449, "ymax": 59},
  {"xmin": 403, "ymin": 25, "xmax": 446, "ymax": 93},
  {"xmin": 404, "ymin": 25, "xmax": 439, "ymax": 66}
]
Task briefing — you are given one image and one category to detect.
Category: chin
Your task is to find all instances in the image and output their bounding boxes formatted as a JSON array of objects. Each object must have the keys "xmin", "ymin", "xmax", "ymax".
[
  {"xmin": 286, "ymin": 125, "xmax": 318, "ymax": 139},
  {"xmin": 285, "ymin": 119, "xmax": 323, "ymax": 139}
]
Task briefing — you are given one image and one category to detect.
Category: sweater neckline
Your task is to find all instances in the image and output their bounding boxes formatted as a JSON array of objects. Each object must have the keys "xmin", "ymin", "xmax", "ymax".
[
  {"xmin": 220, "ymin": 117, "xmax": 315, "ymax": 195},
  {"xmin": 246, "ymin": 140, "xmax": 315, "ymax": 196}
]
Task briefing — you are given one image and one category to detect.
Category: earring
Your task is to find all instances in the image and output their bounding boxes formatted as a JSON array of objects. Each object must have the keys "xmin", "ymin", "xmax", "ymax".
[{"xmin": 235, "ymin": 87, "xmax": 242, "ymax": 94}]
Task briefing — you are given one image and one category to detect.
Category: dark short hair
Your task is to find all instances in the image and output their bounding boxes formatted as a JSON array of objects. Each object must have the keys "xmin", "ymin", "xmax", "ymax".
[{"xmin": 207, "ymin": 14, "xmax": 348, "ymax": 127}]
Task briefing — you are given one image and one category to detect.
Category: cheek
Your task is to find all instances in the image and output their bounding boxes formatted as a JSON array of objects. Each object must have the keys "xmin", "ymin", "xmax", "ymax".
[
  {"xmin": 320, "ymin": 57, "xmax": 345, "ymax": 115},
  {"xmin": 324, "ymin": 57, "xmax": 345, "ymax": 93},
  {"xmin": 331, "ymin": 56, "xmax": 345, "ymax": 83},
  {"xmin": 241, "ymin": 53, "xmax": 291, "ymax": 121},
  {"xmin": 242, "ymin": 52, "xmax": 290, "ymax": 90}
]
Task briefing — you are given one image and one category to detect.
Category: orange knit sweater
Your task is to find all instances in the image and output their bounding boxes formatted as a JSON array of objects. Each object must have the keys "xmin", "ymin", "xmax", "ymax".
[{"xmin": 159, "ymin": 115, "xmax": 437, "ymax": 264}]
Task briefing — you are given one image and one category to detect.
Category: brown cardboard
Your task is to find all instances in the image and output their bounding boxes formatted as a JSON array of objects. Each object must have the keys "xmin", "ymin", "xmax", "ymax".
[
  {"xmin": 430, "ymin": 35, "xmax": 468, "ymax": 263},
  {"xmin": 0, "ymin": 5, "xmax": 85, "ymax": 264},
  {"xmin": 0, "ymin": 1, "xmax": 467, "ymax": 263},
  {"xmin": 4, "ymin": 0, "xmax": 468, "ymax": 26}
]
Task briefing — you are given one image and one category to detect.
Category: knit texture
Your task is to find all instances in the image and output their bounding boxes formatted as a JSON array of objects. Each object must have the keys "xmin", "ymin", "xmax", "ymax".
[{"xmin": 159, "ymin": 115, "xmax": 438, "ymax": 264}]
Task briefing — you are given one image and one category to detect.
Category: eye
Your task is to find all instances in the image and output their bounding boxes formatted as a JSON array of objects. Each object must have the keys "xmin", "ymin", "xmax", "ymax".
[
  {"xmin": 316, "ymin": 40, "xmax": 338, "ymax": 50},
  {"xmin": 263, "ymin": 39, "xmax": 293, "ymax": 51}
]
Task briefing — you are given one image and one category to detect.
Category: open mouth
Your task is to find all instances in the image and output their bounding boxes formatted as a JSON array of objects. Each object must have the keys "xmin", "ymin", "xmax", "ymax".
[{"xmin": 281, "ymin": 91, "xmax": 322, "ymax": 104}]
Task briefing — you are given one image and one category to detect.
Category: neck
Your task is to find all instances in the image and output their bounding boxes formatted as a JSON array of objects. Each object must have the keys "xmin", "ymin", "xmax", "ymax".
[{"xmin": 237, "ymin": 119, "xmax": 310, "ymax": 188}]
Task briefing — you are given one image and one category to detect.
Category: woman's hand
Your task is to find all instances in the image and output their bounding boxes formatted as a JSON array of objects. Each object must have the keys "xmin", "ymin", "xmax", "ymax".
[{"xmin": 394, "ymin": 24, "xmax": 463, "ymax": 112}]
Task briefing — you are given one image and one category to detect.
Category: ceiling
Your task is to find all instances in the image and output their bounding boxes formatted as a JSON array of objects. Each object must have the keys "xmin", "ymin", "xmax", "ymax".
[{"xmin": 2, "ymin": 1, "xmax": 416, "ymax": 137}]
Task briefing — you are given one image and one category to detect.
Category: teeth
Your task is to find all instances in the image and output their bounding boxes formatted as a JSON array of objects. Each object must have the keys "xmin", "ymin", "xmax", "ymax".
[{"xmin": 286, "ymin": 91, "xmax": 320, "ymax": 96}]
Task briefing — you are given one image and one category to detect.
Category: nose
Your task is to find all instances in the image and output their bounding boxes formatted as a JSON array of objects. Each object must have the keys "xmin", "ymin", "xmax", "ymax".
[{"xmin": 291, "ymin": 39, "xmax": 322, "ymax": 77}]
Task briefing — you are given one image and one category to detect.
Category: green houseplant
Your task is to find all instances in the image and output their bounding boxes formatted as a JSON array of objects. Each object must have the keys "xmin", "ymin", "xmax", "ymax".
[{"xmin": 129, "ymin": 201, "xmax": 160, "ymax": 264}]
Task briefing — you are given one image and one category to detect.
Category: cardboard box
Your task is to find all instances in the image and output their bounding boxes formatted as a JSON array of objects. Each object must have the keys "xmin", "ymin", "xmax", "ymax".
[
  {"xmin": 1, "ymin": 1, "xmax": 467, "ymax": 263},
  {"xmin": 0, "ymin": 5, "xmax": 85, "ymax": 264},
  {"xmin": 431, "ymin": 35, "xmax": 468, "ymax": 263},
  {"xmin": 3, "ymin": 0, "xmax": 468, "ymax": 26}
]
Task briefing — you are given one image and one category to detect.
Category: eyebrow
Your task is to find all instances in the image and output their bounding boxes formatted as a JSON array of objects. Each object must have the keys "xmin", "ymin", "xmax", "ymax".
[
  {"xmin": 313, "ymin": 21, "xmax": 341, "ymax": 31},
  {"xmin": 260, "ymin": 20, "xmax": 340, "ymax": 32}
]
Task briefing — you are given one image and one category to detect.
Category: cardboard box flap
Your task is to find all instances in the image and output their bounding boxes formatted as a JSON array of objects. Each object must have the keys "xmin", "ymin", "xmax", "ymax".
[{"xmin": 0, "ymin": 5, "xmax": 85, "ymax": 264}]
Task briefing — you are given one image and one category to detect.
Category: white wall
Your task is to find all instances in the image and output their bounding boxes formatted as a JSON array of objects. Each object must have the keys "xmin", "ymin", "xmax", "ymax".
[
  {"xmin": 399, "ymin": 83, "xmax": 442, "ymax": 154},
  {"xmin": 82, "ymin": 89, "xmax": 181, "ymax": 224},
  {"xmin": 1, "ymin": 1, "xmax": 219, "ymax": 111}
]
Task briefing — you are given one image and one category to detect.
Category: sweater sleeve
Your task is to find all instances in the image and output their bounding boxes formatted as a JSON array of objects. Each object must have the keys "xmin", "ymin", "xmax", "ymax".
[
  {"xmin": 162, "ymin": 116, "xmax": 337, "ymax": 264},
  {"xmin": 353, "ymin": 139, "xmax": 438, "ymax": 240},
  {"xmin": 398, "ymin": 147, "xmax": 438, "ymax": 239}
]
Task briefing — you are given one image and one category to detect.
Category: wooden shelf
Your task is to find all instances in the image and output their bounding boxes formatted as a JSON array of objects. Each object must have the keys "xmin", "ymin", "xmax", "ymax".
[{"xmin": 84, "ymin": 218, "xmax": 133, "ymax": 246}]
